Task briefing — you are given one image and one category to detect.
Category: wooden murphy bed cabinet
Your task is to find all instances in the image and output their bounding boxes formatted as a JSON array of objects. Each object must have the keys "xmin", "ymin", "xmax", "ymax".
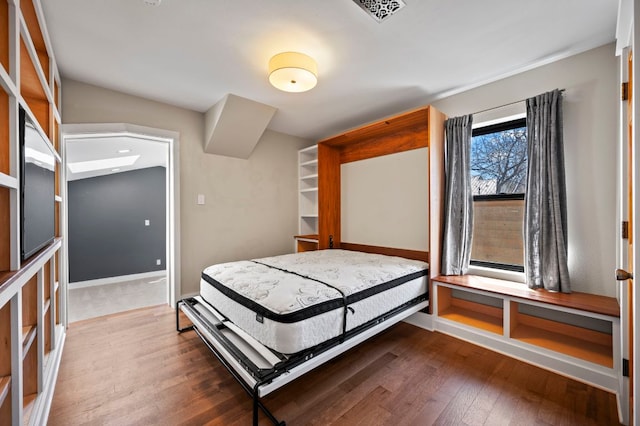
[
  {"xmin": 0, "ymin": 1, "xmax": 64, "ymax": 424},
  {"xmin": 295, "ymin": 105, "xmax": 446, "ymax": 268},
  {"xmin": 295, "ymin": 106, "xmax": 445, "ymax": 262}
]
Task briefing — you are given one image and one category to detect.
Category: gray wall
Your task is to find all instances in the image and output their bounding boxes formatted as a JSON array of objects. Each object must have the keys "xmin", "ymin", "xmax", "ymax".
[{"xmin": 68, "ymin": 166, "xmax": 166, "ymax": 282}]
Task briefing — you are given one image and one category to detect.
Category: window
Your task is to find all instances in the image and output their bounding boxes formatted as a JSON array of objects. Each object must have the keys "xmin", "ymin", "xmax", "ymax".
[{"xmin": 470, "ymin": 118, "xmax": 526, "ymax": 272}]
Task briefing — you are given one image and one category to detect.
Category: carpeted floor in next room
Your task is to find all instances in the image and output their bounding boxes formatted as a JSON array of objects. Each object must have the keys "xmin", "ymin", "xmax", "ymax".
[{"xmin": 67, "ymin": 275, "xmax": 167, "ymax": 322}]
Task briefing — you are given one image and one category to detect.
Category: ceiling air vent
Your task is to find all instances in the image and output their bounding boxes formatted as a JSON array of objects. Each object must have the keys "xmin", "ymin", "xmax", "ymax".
[{"xmin": 352, "ymin": 0, "xmax": 406, "ymax": 22}]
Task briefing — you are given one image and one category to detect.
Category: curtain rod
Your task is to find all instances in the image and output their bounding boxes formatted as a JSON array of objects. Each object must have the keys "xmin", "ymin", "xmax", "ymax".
[{"xmin": 472, "ymin": 89, "xmax": 565, "ymax": 116}]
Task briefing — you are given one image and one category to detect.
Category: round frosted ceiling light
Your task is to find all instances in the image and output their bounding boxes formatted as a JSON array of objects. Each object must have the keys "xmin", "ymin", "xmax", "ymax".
[{"xmin": 268, "ymin": 52, "xmax": 318, "ymax": 93}]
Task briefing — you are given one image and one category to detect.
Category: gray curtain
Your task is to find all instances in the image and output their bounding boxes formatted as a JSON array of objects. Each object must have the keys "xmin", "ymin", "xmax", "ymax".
[
  {"xmin": 441, "ymin": 115, "xmax": 474, "ymax": 275},
  {"xmin": 524, "ymin": 89, "xmax": 570, "ymax": 292}
]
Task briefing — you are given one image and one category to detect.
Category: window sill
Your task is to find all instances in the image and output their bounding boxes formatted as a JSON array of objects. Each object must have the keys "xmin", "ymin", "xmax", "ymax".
[{"xmin": 467, "ymin": 265, "xmax": 525, "ymax": 284}]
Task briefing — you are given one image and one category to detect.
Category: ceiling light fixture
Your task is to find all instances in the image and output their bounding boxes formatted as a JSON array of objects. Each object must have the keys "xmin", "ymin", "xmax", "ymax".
[
  {"xmin": 268, "ymin": 52, "xmax": 317, "ymax": 93},
  {"xmin": 118, "ymin": 149, "xmax": 131, "ymax": 154}
]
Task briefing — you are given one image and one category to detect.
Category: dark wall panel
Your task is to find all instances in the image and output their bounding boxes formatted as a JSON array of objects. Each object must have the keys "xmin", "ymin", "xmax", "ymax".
[{"xmin": 68, "ymin": 166, "xmax": 166, "ymax": 282}]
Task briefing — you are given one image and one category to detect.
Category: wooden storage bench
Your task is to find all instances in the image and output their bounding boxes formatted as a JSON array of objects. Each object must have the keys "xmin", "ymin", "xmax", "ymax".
[{"xmin": 432, "ymin": 274, "xmax": 620, "ymax": 392}]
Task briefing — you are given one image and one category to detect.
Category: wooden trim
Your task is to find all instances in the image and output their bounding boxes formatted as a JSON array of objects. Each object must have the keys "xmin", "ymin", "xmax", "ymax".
[
  {"xmin": 509, "ymin": 300, "xmax": 519, "ymax": 334},
  {"xmin": 0, "ymin": 187, "xmax": 9, "ymax": 273},
  {"xmin": 0, "ymin": 304, "xmax": 10, "ymax": 377},
  {"xmin": 0, "ymin": 88, "xmax": 8, "ymax": 176},
  {"xmin": 432, "ymin": 274, "xmax": 620, "ymax": 318},
  {"xmin": 427, "ymin": 107, "xmax": 446, "ymax": 314},
  {"xmin": 296, "ymin": 240, "xmax": 318, "ymax": 252},
  {"xmin": 437, "ymin": 284, "xmax": 452, "ymax": 312},
  {"xmin": 318, "ymin": 144, "xmax": 340, "ymax": 250},
  {"xmin": 319, "ymin": 107, "xmax": 429, "ymax": 149},
  {"xmin": 293, "ymin": 234, "xmax": 318, "ymax": 240},
  {"xmin": 340, "ymin": 242, "xmax": 428, "ymax": 262},
  {"xmin": 0, "ymin": 1, "xmax": 7, "ymax": 74},
  {"xmin": 427, "ymin": 106, "xmax": 446, "ymax": 280}
]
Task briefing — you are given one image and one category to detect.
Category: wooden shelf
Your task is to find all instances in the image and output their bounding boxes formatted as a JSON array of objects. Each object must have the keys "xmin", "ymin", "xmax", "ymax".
[
  {"xmin": 19, "ymin": 0, "xmax": 50, "ymax": 87},
  {"xmin": 23, "ymin": 393, "xmax": 36, "ymax": 424},
  {"xmin": 295, "ymin": 236, "xmax": 319, "ymax": 253},
  {"xmin": 0, "ymin": 173, "xmax": 18, "ymax": 190},
  {"xmin": 511, "ymin": 323, "xmax": 612, "ymax": 367},
  {"xmin": 294, "ymin": 234, "xmax": 318, "ymax": 241},
  {"xmin": 21, "ymin": 325, "xmax": 36, "ymax": 356},
  {"xmin": 0, "ymin": 2, "xmax": 61, "ymax": 424},
  {"xmin": 439, "ymin": 305, "xmax": 503, "ymax": 334},
  {"xmin": 439, "ymin": 303, "xmax": 503, "ymax": 335},
  {"xmin": 0, "ymin": 376, "xmax": 10, "ymax": 407},
  {"xmin": 0, "ymin": 238, "xmax": 62, "ymax": 295},
  {"xmin": 298, "ymin": 145, "xmax": 319, "ymax": 238},
  {"xmin": 0, "ymin": 374, "xmax": 10, "ymax": 425},
  {"xmin": 437, "ymin": 283, "xmax": 503, "ymax": 334}
]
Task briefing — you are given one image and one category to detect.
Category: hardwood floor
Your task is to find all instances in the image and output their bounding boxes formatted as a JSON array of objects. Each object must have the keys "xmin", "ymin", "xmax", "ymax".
[{"xmin": 49, "ymin": 305, "xmax": 620, "ymax": 425}]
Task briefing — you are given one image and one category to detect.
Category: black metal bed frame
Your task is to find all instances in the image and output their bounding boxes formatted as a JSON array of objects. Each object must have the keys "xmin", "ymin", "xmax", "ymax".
[{"xmin": 177, "ymin": 295, "xmax": 428, "ymax": 426}]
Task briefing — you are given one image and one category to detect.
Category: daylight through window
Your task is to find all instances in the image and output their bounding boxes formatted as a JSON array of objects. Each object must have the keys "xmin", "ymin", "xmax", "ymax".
[{"xmin": 470, "ymin": 118, "xmax": 526, "ymax": 272}]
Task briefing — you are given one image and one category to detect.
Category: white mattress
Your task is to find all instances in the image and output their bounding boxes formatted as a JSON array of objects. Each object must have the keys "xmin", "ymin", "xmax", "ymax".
[{"xmin": 199, "ymin": 249, "xmax": 429, "ymax": 354}]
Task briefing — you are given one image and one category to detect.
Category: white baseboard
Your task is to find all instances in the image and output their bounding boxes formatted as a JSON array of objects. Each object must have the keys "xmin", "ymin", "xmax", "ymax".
[
  {"xmin": 403, "ymin": 311, "xmax": 434, "ymax": 331},
  {"xmin": 69, "ymin": 270, "xmax": 167, "ymax": 289}
]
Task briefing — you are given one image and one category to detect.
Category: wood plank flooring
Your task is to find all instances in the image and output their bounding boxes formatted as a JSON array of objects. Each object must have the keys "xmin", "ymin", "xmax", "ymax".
[{"xmin": 49, "ymin": 305, "xmax": 620, "ymax": 425}]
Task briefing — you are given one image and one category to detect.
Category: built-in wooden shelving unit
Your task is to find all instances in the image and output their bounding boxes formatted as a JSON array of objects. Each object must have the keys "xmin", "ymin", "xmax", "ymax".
[
  {"xmin": 0, "ymin": 1, "xmax": 64, "ymax": 425},
  {"xmin": 295, "ymin": 145, "xmax": 319, "ymax": 251},
  {"xmin": 432, "ymin": 274, "xmax": 620, "ymax": 391}
]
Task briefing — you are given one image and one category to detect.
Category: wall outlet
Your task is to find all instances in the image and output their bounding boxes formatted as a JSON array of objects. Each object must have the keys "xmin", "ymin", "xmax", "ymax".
[
  {"xmin": 197, "ymin": 194, "xmax": 205, "ymax": 205},
  {"xmin": 156, "ymin": 259, "xmax": 161, "ymax": 265},
  {"xmin": 145, "ymin": 219, "xmax": 150, "ymax": 226}
]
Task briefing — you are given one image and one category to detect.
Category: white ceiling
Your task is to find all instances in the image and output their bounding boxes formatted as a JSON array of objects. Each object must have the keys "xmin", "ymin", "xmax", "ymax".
[
  {"xmin": 66, "ymin": 136, "xmax": 167, "ymax": 181},
  {"xmin": 42, "ymin": 0, "xmax": 617, "ymax": 142}
]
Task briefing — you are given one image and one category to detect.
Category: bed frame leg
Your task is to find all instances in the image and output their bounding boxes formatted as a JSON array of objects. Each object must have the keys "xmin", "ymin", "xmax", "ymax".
[
  {"xmin": 253, "ymin": 391, "xmax": 259, "ymax": 426},
  {"xmin": 176, "ymin": 300, "xmax": 194, "ymax": 333},
  {"xmin": 252, "ymin": 384, "xmax": 286, "ymax": 426}
]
